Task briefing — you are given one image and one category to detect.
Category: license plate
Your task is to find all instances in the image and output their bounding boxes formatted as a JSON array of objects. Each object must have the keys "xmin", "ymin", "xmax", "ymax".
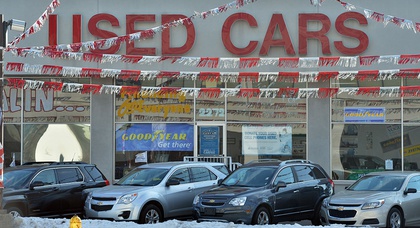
[{"xmin": 204, "ymin": 207, "xmax": 216, "ymax": 215}]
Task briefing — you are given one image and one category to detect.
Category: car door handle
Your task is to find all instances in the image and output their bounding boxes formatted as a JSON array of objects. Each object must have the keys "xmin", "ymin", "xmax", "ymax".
[
  {"xmin": 188, "ymin": 187, "xmax": 193, "ymax": 192},
  {"xmin": 42, "ymin": 187, "xmax": 59, "ymax": 193},
  {"xmin": 293, "ymin": 190, "xmax": 300, "ymax": 193}
]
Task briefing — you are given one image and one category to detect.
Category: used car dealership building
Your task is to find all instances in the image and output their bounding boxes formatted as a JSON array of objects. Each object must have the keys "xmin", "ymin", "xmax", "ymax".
[{"xmin": 2, "ymin": 0, "xmax": 420, "ymax": 183}]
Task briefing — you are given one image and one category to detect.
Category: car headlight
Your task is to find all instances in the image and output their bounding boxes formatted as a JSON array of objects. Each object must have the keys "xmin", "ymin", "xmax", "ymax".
[
  {"xmin": 361, "ymin": 199, "xmax": 385, "ymax": 210},
  {"xmin": 193, "ymin": 195, "xmax": 200, "ymax": 205},
  {"xmin": 85, "ymin": 192, "xmax": 93, "ymax": 202},
  {"xmin": 322, "ymin": 197, "xmax": 330, "ymax": 208},
  {"xmin": 117, "ymin": 193, "xmax": 138, "ymax": 204},
  {"xmin": 229, "ymin": 197, "xmax": 247, "ymax": 206}
]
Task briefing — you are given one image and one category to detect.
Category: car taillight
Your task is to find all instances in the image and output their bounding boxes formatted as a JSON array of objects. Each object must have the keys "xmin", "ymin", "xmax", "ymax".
[{"xmin": 105, "ymin": 180, "xmax": 110, "ymax": 185}]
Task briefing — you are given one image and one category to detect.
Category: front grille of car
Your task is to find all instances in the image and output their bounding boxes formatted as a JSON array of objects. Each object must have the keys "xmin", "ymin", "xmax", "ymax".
[
  {"xmin": 329, "ymin": 209, "xmax": 357, "ymax": 218},
  {"xmin": 92, "ymin": 196, "xmax": 116, "ymax": 201},
  {"xmin": 91, "ymin": 204, "xmax": 113, "ymax": 211},
  {"xmin": 201, "ymin": 197, "xmax": 228, "ymax": 206}
]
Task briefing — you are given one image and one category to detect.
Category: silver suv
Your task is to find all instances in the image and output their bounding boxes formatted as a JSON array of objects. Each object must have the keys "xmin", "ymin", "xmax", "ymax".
[{"xmin": 84, "ymin": 161, "xmax": 228, "ymax": 224}]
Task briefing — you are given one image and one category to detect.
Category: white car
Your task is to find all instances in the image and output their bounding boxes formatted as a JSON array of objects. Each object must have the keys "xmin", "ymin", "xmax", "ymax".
[
  {"xmin": 84, "ymin": 162, "xmax": 228, "ymax": 224},
  {"xmin": 320, "ymin": 171, "xmax": 420, "ymax": 227}
]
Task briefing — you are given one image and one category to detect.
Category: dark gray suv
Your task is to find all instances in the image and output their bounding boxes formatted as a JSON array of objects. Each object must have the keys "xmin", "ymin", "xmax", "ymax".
[
  {"xmin": 2, "ymin": 162, "xmax": 109, "ymax": 218},
  {"xmin": 193, "ymin": 159, "xmax": 334, "ymax": 225}
]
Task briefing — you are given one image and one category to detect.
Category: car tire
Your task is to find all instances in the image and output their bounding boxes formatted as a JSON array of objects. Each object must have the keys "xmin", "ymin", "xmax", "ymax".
[
  {"xmin": 139, "ymin": 204, "xmax": 163, "ymax": 224},
  {"xmin": 252, "ymin": 207, "xmax": 271, "ymax": 225},
  {"xmin": 6, "ymin": 207, "xmax": 24, "ymax": 217},
  {"xmin": 311, "ymin": 202, "xmax": 322, "ymax": 226},
  {"xmin": 387, "ymin": 208, "xmax": 404, "ymax": 228}
]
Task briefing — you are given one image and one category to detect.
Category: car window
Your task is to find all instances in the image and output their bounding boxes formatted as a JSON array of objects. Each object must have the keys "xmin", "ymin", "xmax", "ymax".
[
  {"xmin": 170, "ymin": 168, "xmax": 191, "ymax": 184},
  {"xmin": 311, "ymin": 166, "xmax": 326, "ymax": 179},
  {"xmin": 116, "ymin": 168, "xmax": 169, "ymax": 186},
  {"xmin": 406, "ymin": 175, "xmax": 420, "ymax": 191},
  {"xmin": 294, "ymin": 165, "xmax": 315, "ymax": 182},
  {"xmin": 274, "ymin": 167, "xmax": 294, "ymax": 185},
  {"xmin": 348, "ymin": 175, "xmax": 405, "ymax": 191},
  {"xmin": 190, "ymin": 167, "xmax": 216, "ymax": 182},
  {"xmin": 4, "ymin": 169, "xmax": 36, "ymax": 189},
  {"xmin": 84, "ymin": 166, "xmax": 105, "ymax": 181},
  {"xmin": 32, "ymin": 169, "xmax": 57, "ymax": 186},
  {"xmin": 212, "ymin": 165, "xmax": 230, "ymax": 175},
  {"xmin": 222, "ymin": 167, "xmax": 276, "ymax": 187},
  {"xmin": 57, "ymin": 168, "xmax": 84, "ymax": 184}
]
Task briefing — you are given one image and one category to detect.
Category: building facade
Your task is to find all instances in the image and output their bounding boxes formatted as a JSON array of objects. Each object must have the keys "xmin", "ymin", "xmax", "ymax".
[{"xmin": 2, "ymin": 0, "xmax": 420, "ymax": 183}]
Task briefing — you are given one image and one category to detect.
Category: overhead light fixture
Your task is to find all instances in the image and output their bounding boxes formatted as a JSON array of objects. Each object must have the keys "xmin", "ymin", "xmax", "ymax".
[{"xmin": 7, "ymin": 19, "xmax": 26, "ymax": 32}]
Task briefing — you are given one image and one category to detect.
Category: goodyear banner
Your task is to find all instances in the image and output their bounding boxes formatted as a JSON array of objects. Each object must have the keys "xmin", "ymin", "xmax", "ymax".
[
  {"xmin": 116, "ymin": 123, "xmax": 193, "ymax": 152},
  {"xmin": 344, "ymin": 107, "xmax": 386, "ymax": 122}
]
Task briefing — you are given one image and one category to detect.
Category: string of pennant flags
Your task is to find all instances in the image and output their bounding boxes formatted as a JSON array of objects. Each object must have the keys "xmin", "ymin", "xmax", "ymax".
[
  {"xmin": 9, "ymin": 49, "xmax": 420, "ymax": 69},
  {"xmin": 5, "ymin": 77, "xmax": 420, "ymax": 98},
  {"xmin": 336, "ymin": 0, "xmax": 420, "ymax": 33},
  {"xmin": 6, "ymin": 62, "xmax": 420, "ymax": 83},
  {"xmin": 6, "ymin": 0, "xmax": 60, "ymax": 48}
]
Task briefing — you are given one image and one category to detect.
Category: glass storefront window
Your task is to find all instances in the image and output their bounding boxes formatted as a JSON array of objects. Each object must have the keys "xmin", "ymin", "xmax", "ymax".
[
  {"xmin": 227, "ymin": 123, "xmax": 306, "ymax": 164},
  {"xmin": 331, "ymin": 124, "xmax": 408, "ymax": 180},
  {"xmin": 22, "ymin": 124, "xmax": 91, "ymax": 163},
  {"xmin": 226, "ymin": 81, "xmax": 306, "ymax": 123}
]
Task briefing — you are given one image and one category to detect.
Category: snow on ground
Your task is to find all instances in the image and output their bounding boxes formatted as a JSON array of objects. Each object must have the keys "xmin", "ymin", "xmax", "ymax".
[{"xmin": 13, "ymin": 217, "xmax": 370, "ymax": 228}]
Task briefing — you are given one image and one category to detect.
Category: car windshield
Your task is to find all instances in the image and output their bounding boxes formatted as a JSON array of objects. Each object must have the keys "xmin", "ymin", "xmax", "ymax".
[
  {"xmin": 221, "ymin": 167, "xmax": 276, "ymax": 187},
  {"xmin": 347, "ymin": 175, "xmax": 406, "ymax": 191},
  {"xmin": 4, "ymin": 169, "xmax": 36, "ymax": 189},
  {"xmin": 116, "ymin": 168, "xmax": 169, "ymax": 186}
]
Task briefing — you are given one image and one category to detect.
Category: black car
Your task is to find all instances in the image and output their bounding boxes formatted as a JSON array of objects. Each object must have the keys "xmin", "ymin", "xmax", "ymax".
[
  {"xmin": 2, "ymin": 162, "xmax": 109, "ymax": 218},
  {"xmin": 193, "ymin": 159, "xmax": 334, "ymax": 225}
]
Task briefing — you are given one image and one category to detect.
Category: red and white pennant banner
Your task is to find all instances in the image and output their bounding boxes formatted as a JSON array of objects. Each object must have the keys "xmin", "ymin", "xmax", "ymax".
[
  {"xmin": 6, "ymin": 62, "xmax": 420, "ymax": 83},
  {"xmin": 7, "ymin": 0, "xmax": 60, "ymax": 49},
  {"xmin": 337, "ymin": 0, "xmax": 420, "ymax": 33},
  {"xmin": 5, "ymin": 78, "xmax": 420, "ymax": 98},
  {"xmin": 12, "ymin": 49, "xmax": 420, "ymax": 69}
]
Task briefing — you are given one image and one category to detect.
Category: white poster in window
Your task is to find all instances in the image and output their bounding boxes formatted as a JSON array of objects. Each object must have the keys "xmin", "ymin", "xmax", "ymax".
[{"xmin": 242, "ymin": 126, "xmax": 292, "ymax": 155}]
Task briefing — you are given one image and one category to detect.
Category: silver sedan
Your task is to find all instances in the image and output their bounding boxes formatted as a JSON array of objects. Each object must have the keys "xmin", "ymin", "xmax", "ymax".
[{"xmin": 320, "ymin": 171, "xmax": 420, "ymax": 228}]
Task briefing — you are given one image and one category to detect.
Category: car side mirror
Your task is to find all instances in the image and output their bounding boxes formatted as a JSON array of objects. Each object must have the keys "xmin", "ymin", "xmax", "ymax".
[
  {"xmin": 404, "ymin": 188, "xmax": 417, "ymax": 195},
  {"xmin": 166, "ymin": 178, "xmax": 180, "ymax": 187},
  {"xmin": 274, "ymin": 181, "xmax": 287, "ymax": 192},
  {"xmin": 217, "ymin": 179, "xmax": 224, "ymax": 185},
  {"xmin": 30, "ymin": 181, "xmax": 45, "ymax": 189}
]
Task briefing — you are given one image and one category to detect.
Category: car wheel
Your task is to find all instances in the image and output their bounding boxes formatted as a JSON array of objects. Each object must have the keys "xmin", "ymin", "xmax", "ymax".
[
  {"xmin": 311, "ymin": 202, "xmax": 322, "ymax": 226},
  {"xmin": 252, "ymin": 207, "xmax": 271, "ymax": 225},
  {"xmin": 7, "ymin": 207, "xmax": 24, "ymax": 217},
  {"xmin": 387, "ymin": 208, "xmax": 404, "ymax": 228},
  {"xmin": 139, "ymin": 204, "xmax": 163, "ymax": 224}
]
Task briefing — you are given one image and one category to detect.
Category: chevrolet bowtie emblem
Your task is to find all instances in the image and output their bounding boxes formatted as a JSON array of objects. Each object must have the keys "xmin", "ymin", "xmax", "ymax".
[{"xmin": 209, "ymin": 199, "xmax": 215, "ymax": 203}]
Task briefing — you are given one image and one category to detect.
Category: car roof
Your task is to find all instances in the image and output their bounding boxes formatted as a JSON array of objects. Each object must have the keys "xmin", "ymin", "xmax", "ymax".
[
  {"xmin": 137, "ymin": 161, "xmax": 226, "ymax": 169},
  {"xmin": 366, "ymin": 171, "xmax": 419, "ymax": 177},
  {"xmin": 4, "ymin": 161, "xmax": 94, "ymax": 171}
]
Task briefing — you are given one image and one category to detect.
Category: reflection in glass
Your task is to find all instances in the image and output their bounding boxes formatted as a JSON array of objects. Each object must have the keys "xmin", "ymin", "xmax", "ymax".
[{"xmin": 22, "ymin": 124, "xmax": 90, "ymax": 163}]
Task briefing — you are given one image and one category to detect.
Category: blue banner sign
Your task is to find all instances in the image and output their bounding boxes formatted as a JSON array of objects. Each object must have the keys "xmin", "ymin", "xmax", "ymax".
[
  {"xmin": 199, "ymin": 126, "xmax": 220, "ymax": 155},
  {"xmin": 344, "ymin": 107, "xmax": 386, "ymax": 122},
  {"xmin": 116, "ymin": 123, "xmax": 193, "ymax": 152}
]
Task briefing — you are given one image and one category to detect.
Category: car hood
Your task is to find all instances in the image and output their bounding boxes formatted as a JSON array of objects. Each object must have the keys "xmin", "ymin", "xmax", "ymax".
[
  {"xmin": 329, "ymin": 190, "xmax": 397, "ymax": 204},
  {"xmin": 201, "ymin": 185, "xmax": 262, "ymax": 197},
  {"xmin": 91, "ymin": 185, "xmax": 155, "ymax": 197}
]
